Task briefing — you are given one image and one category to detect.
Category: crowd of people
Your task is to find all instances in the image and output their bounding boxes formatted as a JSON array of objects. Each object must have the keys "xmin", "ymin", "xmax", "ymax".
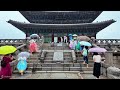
[
  {"xmin": 68, "ymin": 34, "xmax": 104, "ymax": 79},
  {"xmin": 0, "ymin": 33, "xmax": 103, "ymax": 79}
]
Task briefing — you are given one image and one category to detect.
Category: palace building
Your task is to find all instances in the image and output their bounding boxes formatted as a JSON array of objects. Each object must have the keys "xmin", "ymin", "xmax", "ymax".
[{"xmin": 8, "ymin": 11, "xmax": 116, "ymax": 43}]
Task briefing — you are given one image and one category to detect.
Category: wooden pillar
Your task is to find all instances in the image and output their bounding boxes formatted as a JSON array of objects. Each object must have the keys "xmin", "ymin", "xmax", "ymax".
[
  {"xmin": 52, "ymin": 33, "xmax": 54, "ymax": 42},
  {"xmin": 105, "ymin": 51, "xmax": 114, "ymax": 66}
]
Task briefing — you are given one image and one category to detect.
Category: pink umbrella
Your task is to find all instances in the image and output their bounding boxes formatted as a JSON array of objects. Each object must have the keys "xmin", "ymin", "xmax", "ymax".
[{"xmin": 88, "ymin": 47, "xmax": 107, "ymax": 52}]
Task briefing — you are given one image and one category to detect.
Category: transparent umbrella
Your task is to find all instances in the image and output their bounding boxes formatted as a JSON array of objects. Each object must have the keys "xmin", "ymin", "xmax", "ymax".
[
  {"xmin": 18, "ymin": 52, "xmax": 30, "ymax": 58},
  {"xmin": 30, "ymin": 34, "xmax": 40, "ymax": 39}
]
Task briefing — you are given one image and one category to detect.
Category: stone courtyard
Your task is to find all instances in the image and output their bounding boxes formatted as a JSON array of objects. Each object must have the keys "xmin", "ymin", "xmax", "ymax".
[{"xmin": 11, "ymin": 72, "xmax": 108, "ymax": 79}]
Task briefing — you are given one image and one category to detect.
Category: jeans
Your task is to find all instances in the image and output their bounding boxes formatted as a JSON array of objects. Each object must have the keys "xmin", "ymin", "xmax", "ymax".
[{"xmin": 83, "ymin": 56, "xmax": 88, "ymax": 64}]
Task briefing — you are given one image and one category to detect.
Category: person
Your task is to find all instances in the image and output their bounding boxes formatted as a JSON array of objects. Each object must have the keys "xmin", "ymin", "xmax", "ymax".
[
  {"xmin": 17, "ymin": 57, "xmax": 27, "ymax": 76},
  {"xmin": 93, "ymin": 52, "xmax": 102, "ymax": 79},
  {"xmin": 73, "ymin": 40, "xmax": 77, "ymax": 50},
  {"xmin": 82, "ymin": 46, "xmax": 89, "ymax": 68},
  {"xmin": 69, "ymin": 40, "xmax": 74, "ymax": 49},
  {"xmin": 75, "ymin": 41, "xmax": 81, "ymax": 51},
  {"xmin": 0, "ymin": 54, "xmax": 14, "ymax": 79},
  {"xmin": 64, "ymin": 36, "xmax": 67, "ymax": 43},
  {"xmin": 29, "ymin": 39, "xmax": 38, "ymax": 54}
]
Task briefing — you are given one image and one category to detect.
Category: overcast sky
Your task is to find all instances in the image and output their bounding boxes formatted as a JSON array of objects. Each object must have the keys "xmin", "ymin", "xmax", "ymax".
[{"xmin": 0, "ymin": 11, "xmax": 120, "ymax": 39}]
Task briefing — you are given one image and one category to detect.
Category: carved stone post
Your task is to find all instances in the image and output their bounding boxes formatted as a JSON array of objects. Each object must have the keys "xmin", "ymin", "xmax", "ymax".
[{"xmin": 105, "ymin": 51, "xmax": 114, "ymax": 66}]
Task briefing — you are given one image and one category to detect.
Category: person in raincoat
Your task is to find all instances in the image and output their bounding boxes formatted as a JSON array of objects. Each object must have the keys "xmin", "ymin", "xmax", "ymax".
[
  {"xmin": 0, "ymin": 54, "xmax": 14, "ymax": 79},
  {"xmin": 29, "ymin": 39, "xmax": 38, "ymax": 54},
  {"xmin": 69, "ymin": 40, "xmax": 74, "ymax": 49},
  {"xmin": 73, "ymin": 40, "xmax": 77, "ymax": 50},
  {"xmin": 17, "ymin": 57, "xmax": 27, "ymax": 76}
]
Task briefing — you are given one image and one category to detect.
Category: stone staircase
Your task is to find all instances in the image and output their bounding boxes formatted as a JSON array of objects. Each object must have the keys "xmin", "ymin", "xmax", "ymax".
[{"xmin": 13, "ymin": 42, "xmax": 94, "ymax": 74}]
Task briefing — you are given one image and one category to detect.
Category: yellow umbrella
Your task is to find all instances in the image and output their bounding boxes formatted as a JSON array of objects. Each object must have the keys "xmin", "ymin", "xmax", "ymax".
[{"xmin": 0, "ymin": 45, "xmax": 17, "ymax": 55}]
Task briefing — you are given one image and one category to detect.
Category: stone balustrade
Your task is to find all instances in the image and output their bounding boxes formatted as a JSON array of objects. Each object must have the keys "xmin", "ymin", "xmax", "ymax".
[
  {"xmin": 96, "ymin": 39, "xmax": 120, "ymax": 45},
  {"xmin": 101, "ymin": 51, "xmax": 120, "ymax": 78},
  {"xmin": 0, "ymin": 39, "xmax": 119, "ymax": 45}
]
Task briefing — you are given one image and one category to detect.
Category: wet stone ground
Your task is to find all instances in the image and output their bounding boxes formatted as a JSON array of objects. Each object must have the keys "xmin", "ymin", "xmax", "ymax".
[{"xmin": 11, "ymin": 72, "xmax": 108, "ymax": 79}]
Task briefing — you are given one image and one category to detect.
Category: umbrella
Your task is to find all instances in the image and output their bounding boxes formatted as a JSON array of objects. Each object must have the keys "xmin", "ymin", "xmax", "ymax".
[
  {"xmin": 77, "ymin": 36, "xmax": 90, "ymax": 41},
  {"xmin": 18, "ymin": 52, "xmax": 30, "ymax": 58},
  {"xmin": 0, "ymin": 45, "xmax": 17, "ymax": 55},
  {"xmin": 72, "ymin": 34, "xmax": 78, "ymax": 37},
  {"xmin": 80, "ymin": 41, "xmax": 92, "ymax": 46},
  {"xmin": 68, "ymin": 34, "xmax": 72, "ymax": 36},
  {"xmin": 88, "ymin": 47, "xmax": 107, "ymax": 52},
  {"xmin": 30, "ymin": 34, "xmax": 40, "ymax": 39}
]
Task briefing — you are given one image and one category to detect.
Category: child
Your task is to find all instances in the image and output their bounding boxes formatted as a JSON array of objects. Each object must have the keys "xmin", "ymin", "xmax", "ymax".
[
  {"xmin": 82, "ymin": 46, "xmax": 89, "ymax": 68},
  {"xmin": 17, "ymin": 57, "xmax": 27, "ymax": 76}
]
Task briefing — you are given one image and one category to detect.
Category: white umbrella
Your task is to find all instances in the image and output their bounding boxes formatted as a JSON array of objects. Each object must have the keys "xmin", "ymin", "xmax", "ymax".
[{"xmin": 72, "ymin": 34, "xmax": 78, "ymax": 37}]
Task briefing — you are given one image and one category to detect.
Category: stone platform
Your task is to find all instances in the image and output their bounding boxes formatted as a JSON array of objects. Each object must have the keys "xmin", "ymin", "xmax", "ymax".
[{"xmin": 53, "ymin": 52, "xmax": 63, "ymax": 61}]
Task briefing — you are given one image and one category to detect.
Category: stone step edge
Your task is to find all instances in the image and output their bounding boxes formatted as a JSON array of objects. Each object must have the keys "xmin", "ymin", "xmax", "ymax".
[
  {"xmin": 27, "ymin": 66, "xmax": 93, "ymax": 68},
  {"xmin": 27, "ymin": 63, "xmax": 94, "ymax": 64},
  {"xmin": 13, "ymin": 71, "xmax": 93, "ymax": 73}
]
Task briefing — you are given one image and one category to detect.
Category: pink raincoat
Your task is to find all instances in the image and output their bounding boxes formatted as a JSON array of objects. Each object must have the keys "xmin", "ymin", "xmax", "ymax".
[
  {"xmin": 0, "ymin": 56, "xmax": 12, "ymax": 79},
  {"xmin": 29, "ymin": 42, "xmax": 38, "ymax": 53}
]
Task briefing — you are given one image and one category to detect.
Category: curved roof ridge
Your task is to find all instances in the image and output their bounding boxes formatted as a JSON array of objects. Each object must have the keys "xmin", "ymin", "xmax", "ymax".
[{"xmin": 8, "ymin": 19, "xmax": 116, "ymax": 26}]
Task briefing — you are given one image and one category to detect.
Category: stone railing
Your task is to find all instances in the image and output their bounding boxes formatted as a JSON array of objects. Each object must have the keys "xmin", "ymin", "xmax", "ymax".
[
  {"xmin": 92, "ymin": 39, "xmax": 120, "ymax": 51},
  {"xmin": 0, "ymin": 39, "xmax": 119, "ymax": 45},
  {"xmin": 96, "ymin": 39, "xmax": 120, "ymax": 45},
  {"xmin": 0, "ymin": 39, "xmax": 43, "ymax": 46},
  {"xmin": 101, "ymin": 51, "xmax": 120, "ymax": 79},
  {"xmin": 0, "ymin": 39, "xmax": 26, "ymax": 46}
]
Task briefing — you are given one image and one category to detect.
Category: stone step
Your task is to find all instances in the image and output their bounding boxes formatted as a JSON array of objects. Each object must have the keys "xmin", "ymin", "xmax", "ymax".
[
  {"xmin": 13, "ymin": 70, "xmax": 92, "ymax": 74},
  {"xmin": 46, "ymin": 55, "xmax": 53, "ymax": 57},
  {"xmin": 27, "ymin": 63, "xmax": 94, "ymax": 67},
  {"xmin": 27, "ymin": 67, "xmax": 93, "ymax": 71},
  {"xmin": 80, "ymin": 71, "xmax": 93, "ymax": 74},
  {"xmin": 27, "ymin": 60, "xmax": 94, "ymax": 63},
  {"xmin": 46, "ymin": 52, "xmax": 54, "ymax": 54},
  {"xmin": 64, "ymin": 58, "xmax": 73, "ymax": 60},
  {"xmin": 63, "ymin": 52, "xmax": 71, "ymax": 54},
  {"xmin": 44, "ymin": 57, "xmax": 53, "ymax": 60},
  {"xmin": 63, "ymin": 55, "xmax": 72, "ymax": 57}
]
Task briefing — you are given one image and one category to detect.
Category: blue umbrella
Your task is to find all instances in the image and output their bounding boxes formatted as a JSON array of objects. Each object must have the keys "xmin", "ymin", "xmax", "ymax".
[
  {"xmin": 18, "ymin": 52, "xmax": 30, "ymax": 58},
  {"xmin": 79, "ymin": 41, "xmax": 92, "ymax": 46},
  {"xmin": 68, "ymin": 34, "xmax": 72, "ymax": 36}
]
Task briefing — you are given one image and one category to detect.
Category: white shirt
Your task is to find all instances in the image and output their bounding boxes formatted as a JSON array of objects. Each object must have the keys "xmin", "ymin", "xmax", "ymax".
[{"xmin": 93, "ymin": 55, "xmax": 101, "ymax": 63}]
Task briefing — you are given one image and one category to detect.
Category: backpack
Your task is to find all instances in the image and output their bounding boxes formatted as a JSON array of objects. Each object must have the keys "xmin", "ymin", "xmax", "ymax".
[
  {"xmin": 1, "ymin": 60, "xmax": 7, "ymax": 67},
  {"xmin": 82, "ymin": 48, "xmax": 88, "ymax": 56}
]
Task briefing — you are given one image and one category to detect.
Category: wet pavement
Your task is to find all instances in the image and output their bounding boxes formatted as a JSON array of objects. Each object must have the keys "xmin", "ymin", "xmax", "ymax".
[{"xmin": 11, "ymin": 72, "xmax": 108, "ymax": 79}]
